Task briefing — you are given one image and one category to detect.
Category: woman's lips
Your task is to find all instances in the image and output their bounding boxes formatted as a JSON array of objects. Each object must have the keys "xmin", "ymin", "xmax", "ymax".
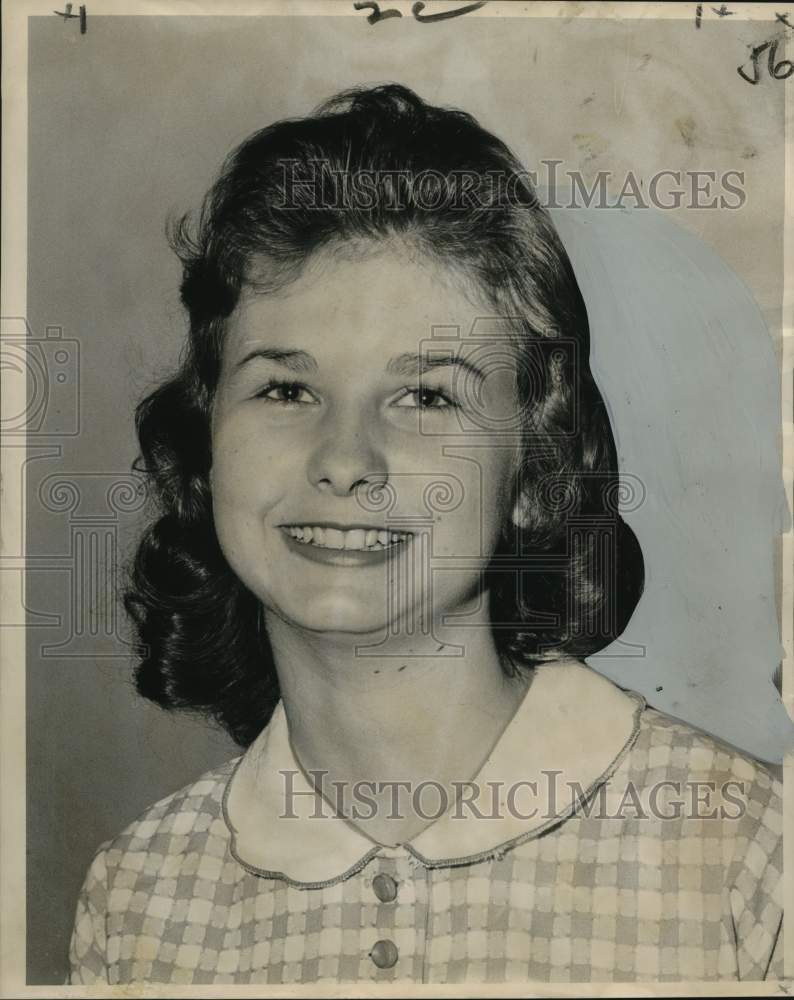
[
  {"xmin": 281, "ymin": 524, "xmax": 409, "ymax": 551},
  {"xmin": 279, "ymin": 526, "xmax": 411, "ymax": 567}
]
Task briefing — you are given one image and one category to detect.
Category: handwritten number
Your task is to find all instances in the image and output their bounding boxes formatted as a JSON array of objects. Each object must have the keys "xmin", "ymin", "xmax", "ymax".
[
  {"xmin": 738, "ymin": 41, "xmax": 769, "ymax": 84},
  {"xmin": 697, "ymin": 0, "xmax": 791, "ymax": 86},
  {"xmin": 768, "ymin": 40, "xmax": 794, "ymax": 79},
  {"xmin": 412, "ymin": 1, "xmax": 487, "ymax": 22},
  {"xmin": 355, "ymin": 0, "xmax": 487, "ymax": 25},
  {"xmin": 353, "ymin": 1, "xmax": 402, "ymax": 23},
  {"xmin": 54, "ymin": 2, "xmax": 87, "ymax": 33},
  {"xmin": 738, "ymin": 39, "xmax": 793, "ymax": 84}
]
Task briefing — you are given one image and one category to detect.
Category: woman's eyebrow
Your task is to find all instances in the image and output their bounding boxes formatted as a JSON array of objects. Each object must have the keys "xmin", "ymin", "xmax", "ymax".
[
  {"xmin": 386, "ymin": 352, "xmax": 486, "ymax": 381},
  {"xmin": 235, "ymin": 348, "xmax": 317, "ymax": 373}
]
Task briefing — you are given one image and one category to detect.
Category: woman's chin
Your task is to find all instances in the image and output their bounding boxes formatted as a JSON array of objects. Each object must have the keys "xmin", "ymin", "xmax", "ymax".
[{"xmin": 267, "ymin": 594, "xmax": 399, "ymax": 637}]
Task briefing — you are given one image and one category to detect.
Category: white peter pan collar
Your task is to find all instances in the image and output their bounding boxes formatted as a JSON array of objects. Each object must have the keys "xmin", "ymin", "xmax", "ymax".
[{"xmin": 221, "ymin": 659, "xmax": 646, "ymax": 888}]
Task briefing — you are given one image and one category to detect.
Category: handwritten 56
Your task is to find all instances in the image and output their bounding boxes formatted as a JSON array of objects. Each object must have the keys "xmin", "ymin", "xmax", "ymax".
[{"xmin": 737, "ymin": 39, "xmax": 793, "ymax": 84}]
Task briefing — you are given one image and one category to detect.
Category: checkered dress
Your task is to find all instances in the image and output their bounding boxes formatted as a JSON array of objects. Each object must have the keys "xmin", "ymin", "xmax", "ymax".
[{"xmin": 69, "ymin": 699, "xmax": 784, "ymax": 984}]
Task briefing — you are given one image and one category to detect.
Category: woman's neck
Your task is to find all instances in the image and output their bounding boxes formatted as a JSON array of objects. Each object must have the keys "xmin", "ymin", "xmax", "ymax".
[{"xmin": 264, "ymin": 599, "xmax": 531, "ymax": 846}]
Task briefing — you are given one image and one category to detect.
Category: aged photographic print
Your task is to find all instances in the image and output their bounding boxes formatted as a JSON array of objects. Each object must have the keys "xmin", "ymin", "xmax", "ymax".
[{"xmin": 1, "ymin": 0, "xmax": 791, "ymax": 993}]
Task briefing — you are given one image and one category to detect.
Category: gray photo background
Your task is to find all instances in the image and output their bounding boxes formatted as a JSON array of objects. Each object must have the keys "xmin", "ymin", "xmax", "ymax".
[{"xmin": 21, "ymin": 11, "xmax": 791, "ymax": 984}]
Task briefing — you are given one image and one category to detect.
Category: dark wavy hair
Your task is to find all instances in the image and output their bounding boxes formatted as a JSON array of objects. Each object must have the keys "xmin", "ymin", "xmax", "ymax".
[{"xmin": 124, "ymin": 83, "xmax": 644, "ymax": 747}]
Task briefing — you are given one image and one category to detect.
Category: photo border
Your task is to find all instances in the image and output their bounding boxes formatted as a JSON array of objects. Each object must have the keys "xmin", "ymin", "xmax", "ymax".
[{"xmin": 1, "ymin": 1, "xmax": 791, "ymax": 995}]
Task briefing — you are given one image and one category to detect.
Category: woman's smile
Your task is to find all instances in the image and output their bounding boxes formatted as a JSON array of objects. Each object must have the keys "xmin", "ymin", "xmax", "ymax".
[
  {"xmin": 279, "ymin": 523, "xmax": 412, "ymax": 567},
  {"xmin": 280, "ymin": 523, "xmax": 412, "ymax": 551},
  {"xmin": 279, "ymin": 524, "xmax": 413, "ymax": 568}
]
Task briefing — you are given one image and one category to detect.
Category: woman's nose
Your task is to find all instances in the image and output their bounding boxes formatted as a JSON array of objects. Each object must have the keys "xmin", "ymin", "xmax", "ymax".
[{"xmin": 306, "ymin": 413, "xmax": 389, "ymax": 498}]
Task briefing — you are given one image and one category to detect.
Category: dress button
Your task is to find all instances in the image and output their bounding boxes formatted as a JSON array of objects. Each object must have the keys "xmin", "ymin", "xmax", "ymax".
[
  {"xmin": 370, "ymin": 939, "xmax": 399, "ymax": 969},
  {"xmin": 372, "ymin": 873, "xmax": 398, "ymax": 902}
]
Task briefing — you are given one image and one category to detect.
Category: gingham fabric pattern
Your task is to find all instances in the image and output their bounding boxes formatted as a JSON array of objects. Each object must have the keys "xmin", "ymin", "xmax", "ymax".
[{"xmin": 69, "ymin": 704, "xmax": 784, "ymax": 984}]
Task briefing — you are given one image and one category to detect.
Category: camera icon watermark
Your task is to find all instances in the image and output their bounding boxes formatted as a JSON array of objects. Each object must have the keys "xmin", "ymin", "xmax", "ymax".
[{"xmin": 1, "ymin": 317, "xmax": 80, "ymax": 436}]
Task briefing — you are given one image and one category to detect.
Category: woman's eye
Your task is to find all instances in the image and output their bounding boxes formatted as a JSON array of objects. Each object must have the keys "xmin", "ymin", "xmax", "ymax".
[
  {"xmin": 255, "ymin": 381, "xmax": 318, "ymax": 405},
  {"xmin": 394, "ymin": 387, "xmax": 458, "ymax": 411}
]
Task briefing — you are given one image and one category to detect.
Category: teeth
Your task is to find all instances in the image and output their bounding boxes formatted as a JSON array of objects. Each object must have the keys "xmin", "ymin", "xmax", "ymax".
[
  {"xmin": 344, "ymin": 529, "xmax": 366, "ymax": 549},
  {"xmin": 324, "ymin": 528, "xmax": 344, "ymax": 549},
  {"xmin": 285, "ymin": 526, "xmax": 409, "ymax": 551}
]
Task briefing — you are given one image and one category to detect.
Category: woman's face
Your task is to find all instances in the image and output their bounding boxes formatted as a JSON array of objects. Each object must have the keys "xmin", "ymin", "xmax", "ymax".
[{"xmin": 210, "ymin": 244, "xmax": 523, "ymax": 638}]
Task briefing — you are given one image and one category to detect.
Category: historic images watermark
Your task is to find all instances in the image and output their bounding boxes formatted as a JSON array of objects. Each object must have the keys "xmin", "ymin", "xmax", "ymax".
[
  {"xmin": 275, "ymin": 158, "xmax": 747, "ymax": 212},
  {"xmin": 279, "ymin": 770, "xmax": 749, "ymax": 823}
]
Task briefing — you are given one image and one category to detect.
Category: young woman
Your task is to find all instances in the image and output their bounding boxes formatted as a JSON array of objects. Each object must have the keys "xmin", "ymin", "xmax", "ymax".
[{"xmin": 69, "ymin": 84, "xmax": 783, "ymax": 985}]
